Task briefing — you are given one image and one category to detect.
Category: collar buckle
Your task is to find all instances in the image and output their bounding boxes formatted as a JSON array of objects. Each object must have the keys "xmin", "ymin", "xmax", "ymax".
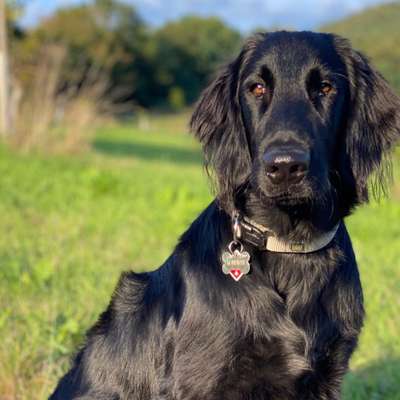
[
  {"xmin": 237, "ymin": 215, "xmax": 269, "ymax": 250},
  {"xmin": 289, "ymin": 243, "xmax": 305, "ymax": 252},
  {"xmin": 232, "ymin": 210, "xmax": 340, "ymax": 253}
]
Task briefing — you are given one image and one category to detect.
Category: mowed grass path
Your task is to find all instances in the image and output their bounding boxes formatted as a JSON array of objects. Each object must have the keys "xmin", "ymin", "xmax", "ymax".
[{"xmin": 0, "ymin": 119, "xmax": 399, "ymax": 399}]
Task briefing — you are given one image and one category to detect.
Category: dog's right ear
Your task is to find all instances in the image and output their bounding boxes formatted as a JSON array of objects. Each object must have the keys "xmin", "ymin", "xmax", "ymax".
[
  {"xmin": 190, "ymin": 36, "xmax": 262, "ymax": 213},
  {"xmin": 334, "ymin": 36, "xmax": 400, "ymax": 206}
]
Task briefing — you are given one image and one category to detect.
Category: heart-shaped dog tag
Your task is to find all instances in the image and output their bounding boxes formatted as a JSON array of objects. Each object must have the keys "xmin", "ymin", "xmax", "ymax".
[{"xmin": 222, "ymin": 242, "xmax": 250, "ymax": 281}]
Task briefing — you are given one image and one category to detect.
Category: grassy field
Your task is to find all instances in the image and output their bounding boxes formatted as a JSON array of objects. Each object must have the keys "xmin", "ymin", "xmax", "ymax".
[{"xmin": 0, "ymin": 115, "xmax": 399, "ymax": 399}]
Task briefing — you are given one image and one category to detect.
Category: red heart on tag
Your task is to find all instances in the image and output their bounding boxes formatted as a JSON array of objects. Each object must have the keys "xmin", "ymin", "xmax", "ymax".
[{"xmin": 229, "ymin": 269, "xmax": 243, "ymax": 281}]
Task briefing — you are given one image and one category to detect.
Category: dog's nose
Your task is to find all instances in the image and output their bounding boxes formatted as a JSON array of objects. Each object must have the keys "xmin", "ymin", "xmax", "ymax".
[{"xmin": 263, "ymin": 148, "xmax": 309, "ymax": 185}]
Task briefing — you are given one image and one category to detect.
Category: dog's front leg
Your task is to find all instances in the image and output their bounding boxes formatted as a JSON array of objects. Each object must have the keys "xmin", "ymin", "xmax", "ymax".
[{"xmin": 298, "ymin": 336, "xmax": 358, "ymax": 400}]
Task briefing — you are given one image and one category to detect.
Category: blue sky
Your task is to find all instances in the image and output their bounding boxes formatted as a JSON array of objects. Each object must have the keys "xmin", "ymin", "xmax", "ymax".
[{"xmin": 21, "ymin": 0, "xmax": 392, "ymax": 32}]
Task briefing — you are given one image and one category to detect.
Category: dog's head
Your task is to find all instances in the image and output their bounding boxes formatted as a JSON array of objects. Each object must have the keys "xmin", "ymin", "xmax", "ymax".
[{"xmin": 190, "ymin": 31, "xmax": 400, "ymax": 219}]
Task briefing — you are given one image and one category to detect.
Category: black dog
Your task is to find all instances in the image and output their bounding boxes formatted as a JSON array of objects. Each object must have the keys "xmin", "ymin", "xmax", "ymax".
[{"xmin": 50, "ymin": 31, "xmax": 400, "ymax": 400}]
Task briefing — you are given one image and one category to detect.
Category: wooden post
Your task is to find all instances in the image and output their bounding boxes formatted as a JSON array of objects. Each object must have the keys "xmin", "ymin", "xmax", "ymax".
[{"xmin": 0, "ymin": 0, "xmax": 10, "ymax": 136}]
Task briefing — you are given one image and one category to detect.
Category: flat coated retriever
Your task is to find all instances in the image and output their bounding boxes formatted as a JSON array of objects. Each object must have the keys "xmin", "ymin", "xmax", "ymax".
[{"xmin": 50, "ymin": 31, "xmax": 400, "ymax": 400}]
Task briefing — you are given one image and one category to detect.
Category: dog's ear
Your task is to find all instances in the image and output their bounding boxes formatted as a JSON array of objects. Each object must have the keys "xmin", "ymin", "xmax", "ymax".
[
  {"xmin": 190, "ymin": 37, "xmax": 261, "ymax": 213},
  {"xmin": 336, "ymin": 37, "xmax": 400, "ymax": 204}
]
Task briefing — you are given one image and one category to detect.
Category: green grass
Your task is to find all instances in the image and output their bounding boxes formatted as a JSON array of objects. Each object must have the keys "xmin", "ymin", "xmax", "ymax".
[{"xmin": 0, "ymin": 118, "xmax": 399, "ymax": 399}]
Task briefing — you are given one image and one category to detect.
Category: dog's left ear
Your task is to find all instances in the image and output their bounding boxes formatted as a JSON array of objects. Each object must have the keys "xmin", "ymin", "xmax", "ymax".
[
  {"xmin": 336, "ymin": 37, "xmax": 400, "ymax": 203},
  {"xmin": 190, "ymin": 36, "xmax": 261, "ymax": 213}
]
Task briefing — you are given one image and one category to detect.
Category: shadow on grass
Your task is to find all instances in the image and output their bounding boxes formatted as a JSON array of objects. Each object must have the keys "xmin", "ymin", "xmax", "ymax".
[
  {"xmin": 343, "ymin": 358, "xmax": 400, "ymax": 400},
  {"xmin": 93, "ymin": 139, "xmax": 203, "ymax": 165}
]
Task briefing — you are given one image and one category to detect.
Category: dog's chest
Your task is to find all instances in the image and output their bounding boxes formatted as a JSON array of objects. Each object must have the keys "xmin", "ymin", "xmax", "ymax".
[
  {"xmin": 168, "ymin": 253, "xmax": 342, "ymax": 400},
  {"xmin": 216, "ymin": 320, "xmax": 315, "ymax": 399},
  {"xmin": 214, "ymin": 268, "xmax": 334, "ymax": 398}
]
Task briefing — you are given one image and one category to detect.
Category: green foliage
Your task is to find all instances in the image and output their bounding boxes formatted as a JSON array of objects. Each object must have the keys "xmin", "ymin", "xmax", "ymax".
[
  {"xmin": 13, "ymin": 0, "xmax": 149, "ymax": 100},
  {"xmin": 0, "ymin": 115, "xmax": 399, "ymax": 398},
  {"xmin": 167, "ymin": 86, "xmax": 186, "ymax": 110},
  {"xmin": 6, "ymin": 0, "xmax": 25, "ymax": 38},
  {"xmin": 322, "ymin": 2, "xmax": 400, "ymax": 92},
  {"xmin": 11, "ymin": 5, "xmax": 242, "ymax": 109},
  {"xmin": 9, "ymin": 1, "xmax": 400, "ymax": 111},
  {"xmin": 151, "ymin": 16, "xmax": 242, "ymax": 106}
]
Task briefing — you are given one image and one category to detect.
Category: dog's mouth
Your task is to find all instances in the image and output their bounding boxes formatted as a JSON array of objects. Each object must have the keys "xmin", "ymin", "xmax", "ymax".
[
  {"xmin": 262, "ymin": 192, "xmax": 313, "ymax": 208},
  {"xmin": 258, "ymin": 181, "xmax": 312, "ymax": 202},
  {"xmin": 255, "ymin": 173, "xmax": 330, "ymax": 206},
  {"xmin": 248, "ymin": 166, "xmax": 331, "ymax": 208}
]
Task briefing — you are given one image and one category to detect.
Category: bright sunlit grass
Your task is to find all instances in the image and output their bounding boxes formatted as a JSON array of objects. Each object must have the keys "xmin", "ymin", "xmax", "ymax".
[{"xmin": 0, "ymin": 117, "xmax": 399, "ymax": 399}]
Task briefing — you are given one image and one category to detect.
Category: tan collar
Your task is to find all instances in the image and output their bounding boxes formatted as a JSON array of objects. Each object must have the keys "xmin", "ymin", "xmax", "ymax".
[{"xmin": 238, "ymin": 215, "xmax": 340, "ymax": 253}]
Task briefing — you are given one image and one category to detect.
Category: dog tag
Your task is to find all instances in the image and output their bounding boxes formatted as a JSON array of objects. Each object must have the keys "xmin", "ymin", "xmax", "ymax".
[{"xmin": 222, "ymin": 242, "xmax": 250, "ymax": 281}]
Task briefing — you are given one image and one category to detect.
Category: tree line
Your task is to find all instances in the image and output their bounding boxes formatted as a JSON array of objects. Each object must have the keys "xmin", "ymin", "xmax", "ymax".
[{"xmin": 8, "ymin": 0, "xmax": 243, "ymax": 111}]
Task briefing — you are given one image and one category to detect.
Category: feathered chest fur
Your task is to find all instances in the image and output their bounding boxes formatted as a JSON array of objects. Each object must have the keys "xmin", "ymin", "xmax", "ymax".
[{"xmin": 168, "ymin": 241, "xmax": 352, "ymax": 400}]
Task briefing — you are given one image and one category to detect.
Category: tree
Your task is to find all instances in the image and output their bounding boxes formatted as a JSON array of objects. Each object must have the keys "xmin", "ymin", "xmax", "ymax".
[
  {"xmin": 14, "ymin": 0, "xmax": 148, "ymax": 103},
  {"xmin": 12, "ymin": 5, "xmax": 242, "ymax": 110},
  {"xmin": 151, "ymin": 16, "xmax": 242, "ymax": 107}
]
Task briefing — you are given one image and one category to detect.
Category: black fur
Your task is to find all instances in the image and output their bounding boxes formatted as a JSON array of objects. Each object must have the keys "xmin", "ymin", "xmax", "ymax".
[{"xmin": 50, "ymin": 31, "xmax": 400, "ymax": 400}]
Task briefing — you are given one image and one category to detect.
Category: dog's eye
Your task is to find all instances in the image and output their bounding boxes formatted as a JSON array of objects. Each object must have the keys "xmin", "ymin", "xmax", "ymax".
[
  {"xmin": 251, "ymin": 83, "xmax": 267, "ymax": 98},
  {"xmin": 319, "ymin": 81, "xmax": 334, "ymax": 97}
]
